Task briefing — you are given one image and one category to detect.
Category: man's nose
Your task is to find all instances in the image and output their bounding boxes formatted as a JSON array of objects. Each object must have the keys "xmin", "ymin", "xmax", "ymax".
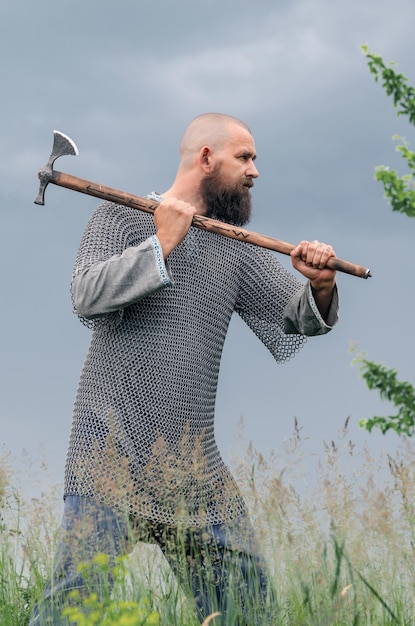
[{"xmin": 247, "ymin": 160, "xmax": 259, "ymax": 178}]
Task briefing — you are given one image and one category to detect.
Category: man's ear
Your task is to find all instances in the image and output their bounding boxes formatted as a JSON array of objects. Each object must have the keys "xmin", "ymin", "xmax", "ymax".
[{"xmin": 199, "ymin": 146, "xmax": 215, "ymax": 173}]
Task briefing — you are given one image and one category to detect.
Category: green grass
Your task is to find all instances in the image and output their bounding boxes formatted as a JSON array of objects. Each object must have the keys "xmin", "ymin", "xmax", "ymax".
[{"xmin": 1, "ymin": 420, "xmax": 415, "ymax": 625}]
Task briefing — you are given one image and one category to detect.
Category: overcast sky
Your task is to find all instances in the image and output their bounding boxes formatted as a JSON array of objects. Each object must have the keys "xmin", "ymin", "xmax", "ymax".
[{"xmin": 1, "ymin": 0, "xmax": 414, "ymax": 500}]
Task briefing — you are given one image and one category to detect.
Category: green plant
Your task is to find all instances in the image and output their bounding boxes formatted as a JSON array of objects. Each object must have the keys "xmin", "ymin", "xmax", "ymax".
[
  {"xmin": 62, "ymin": 556, "xmax": 161, "ymax": 625},
  {"xmin": 353, "ymin": 353, "xmax": 415, "ymax": 436},
  {"xmin": 362, "ymin": 44, "xmax": 415, "ymax": 217},
  {"xmin": 356, "ymin": 47, "xmax": 415, "ymax": 436}
]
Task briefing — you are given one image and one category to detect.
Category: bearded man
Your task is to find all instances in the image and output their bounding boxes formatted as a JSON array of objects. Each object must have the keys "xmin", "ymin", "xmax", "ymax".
[{"xmin": 30, "ymin": 113, "xmax": 338, "ymax": 625}]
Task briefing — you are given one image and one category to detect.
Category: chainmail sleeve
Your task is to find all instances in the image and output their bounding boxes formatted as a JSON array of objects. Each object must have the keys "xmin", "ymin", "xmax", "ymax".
[
  {"xmin": 235, "ymin": 244, "xmax": 307, "ymax": 363},
  {"xmin": 71, "ymin": 201, "xmax": 170, "ymax": 328}
]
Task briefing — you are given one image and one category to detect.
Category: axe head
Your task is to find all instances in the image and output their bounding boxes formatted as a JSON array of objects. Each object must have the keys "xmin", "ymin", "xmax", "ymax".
[{"xmin": 34, "ymin": 130, "xmax": 79, "ymax": 205}]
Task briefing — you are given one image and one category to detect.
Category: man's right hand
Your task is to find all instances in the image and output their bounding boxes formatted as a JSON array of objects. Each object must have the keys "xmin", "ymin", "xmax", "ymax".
[{"xmin": 154, "ymin": 198, "xmax": 198, "ymax": 259}]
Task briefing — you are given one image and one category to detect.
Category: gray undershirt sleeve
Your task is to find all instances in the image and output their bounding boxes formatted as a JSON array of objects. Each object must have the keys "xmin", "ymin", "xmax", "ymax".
[
  {"xmin": 283, "ymin": 282, "xmax": 339, "ymax": 336},
  {"xmin": 71, "ymin": 235, "xmax": 172, "ymax": 319}
]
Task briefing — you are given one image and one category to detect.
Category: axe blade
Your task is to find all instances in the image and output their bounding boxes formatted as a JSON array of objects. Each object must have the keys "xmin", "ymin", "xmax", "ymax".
[
  {"xmin": 34, "ymin": 130, "xmax": 79, "ymax": 205},
  {"xmin": 51, "ymin": 130, "xmax": 79, "ymax": 160}
]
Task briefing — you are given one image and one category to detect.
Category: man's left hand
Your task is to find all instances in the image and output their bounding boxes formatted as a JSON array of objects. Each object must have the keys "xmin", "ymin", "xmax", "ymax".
[
  {"xmin": 291, "ymin": 240, "xmax": 336, "ymax": 287},
  {"xmin": 291, "ymin": 240, "xmax": 337, "ymax": 320}
]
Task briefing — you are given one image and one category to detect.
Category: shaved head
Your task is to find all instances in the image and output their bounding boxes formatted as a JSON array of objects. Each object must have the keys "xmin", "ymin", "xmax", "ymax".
[
  {"xmin": 179, "ymin": 113, "xmax": 252, "ymax": 170},
  {"xmin": 164, "ymin": 112, "xmax": 257, "ymax": 224}
]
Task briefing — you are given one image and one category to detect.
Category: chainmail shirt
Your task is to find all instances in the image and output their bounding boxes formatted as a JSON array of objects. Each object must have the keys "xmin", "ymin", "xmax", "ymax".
[{"xmin": 65, "ymin": 200, "xmax": 338, "ymax": 527}]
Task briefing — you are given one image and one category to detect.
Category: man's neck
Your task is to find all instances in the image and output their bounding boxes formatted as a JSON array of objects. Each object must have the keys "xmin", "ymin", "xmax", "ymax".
[{"xmin": 161, "ymin": 178, "xmax": 208, "ymax": 216}]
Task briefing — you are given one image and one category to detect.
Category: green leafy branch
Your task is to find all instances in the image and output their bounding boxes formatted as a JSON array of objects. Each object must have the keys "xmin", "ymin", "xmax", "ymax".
[
  {"xmin": 353, "ymin": 353, "xmax": 415, "ymax": 437},
  {"xmin": 353, "ymin": 47, "xmax": 415, "ymax": 437},
  {"xmin": 362, "ymin": 45, "xmax": 415, "ymax": 217},
  {"xmin": 362, "ymin": 44, "xmax": 415, "ymax": 123},
  {"xmin": 374, "ymin": 139, "xmax": 415, "ymax": 217}
]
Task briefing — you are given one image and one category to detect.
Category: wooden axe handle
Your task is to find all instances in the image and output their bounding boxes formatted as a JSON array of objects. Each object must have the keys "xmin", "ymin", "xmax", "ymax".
[{"xmin": 49, "ymin": 169, "xmax": 371, "ymax": 279}]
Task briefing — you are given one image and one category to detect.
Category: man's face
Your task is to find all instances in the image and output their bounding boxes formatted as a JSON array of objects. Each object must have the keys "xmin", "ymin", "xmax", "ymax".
[{"xmin": 200, "ymin": 125, "xmax": 259, "ymax": 226}]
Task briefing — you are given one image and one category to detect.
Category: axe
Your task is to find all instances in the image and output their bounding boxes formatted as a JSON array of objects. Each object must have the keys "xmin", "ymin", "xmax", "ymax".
[{"xmin": 35, "ymin": 130, "xmax": 371, "ymax": 279}]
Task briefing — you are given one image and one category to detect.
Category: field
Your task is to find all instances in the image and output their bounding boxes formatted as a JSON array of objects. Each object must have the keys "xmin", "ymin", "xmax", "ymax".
[{"xmin": 1, "ymin": 420, "xmax": 414, "ymax": 625}]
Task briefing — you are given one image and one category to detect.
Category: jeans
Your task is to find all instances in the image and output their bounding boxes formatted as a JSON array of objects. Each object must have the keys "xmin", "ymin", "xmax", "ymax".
[{"xmin": 29, "ymin": 495, "xmax": 276, "ymax": 625}]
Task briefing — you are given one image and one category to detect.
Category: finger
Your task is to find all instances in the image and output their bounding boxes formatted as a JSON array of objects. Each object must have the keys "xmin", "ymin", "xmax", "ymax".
[
  {"xmin": 318, "ymin": 244, "xmax": 335, "ymax": 264},
  {"xmin": 291, "ymin": 240, "xmax": 309, "ymax": 260},
  {"xmin": 303, "ymin": 240, "xmax": 326, "ymax": 265},
  {"xmin": 312, "ymin": 242, "xmax": 329, "ymax": 269}
]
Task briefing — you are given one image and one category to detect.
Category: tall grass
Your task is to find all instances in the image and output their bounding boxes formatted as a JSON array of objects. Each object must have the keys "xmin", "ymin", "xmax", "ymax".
[
  {"xmin": 232, "ymin": 418, "xmax": 415, "ymax": 624},
  {"xmin": 0, "ymin": 449, "xmax": 61, "ymax": 625},
  {"xmin": 1, "ymin": 421, "xmax": 415, "ymax": 625}
]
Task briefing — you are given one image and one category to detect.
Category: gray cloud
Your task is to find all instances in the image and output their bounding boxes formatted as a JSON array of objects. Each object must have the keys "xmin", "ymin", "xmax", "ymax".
[{"xmin": 1, "ymin": 0, "xmax": 414, "ymax": 495}]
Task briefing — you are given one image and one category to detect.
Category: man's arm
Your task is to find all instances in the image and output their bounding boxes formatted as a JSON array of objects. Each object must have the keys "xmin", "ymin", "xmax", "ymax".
[
  {"xmin": 72, "ymin": 198, "xmax": 196, "ymax": 320},
  {"xmin": 71, "ymin": 235, "xmax": 172, "ymax": 319},
  {"xmin": 290, "ymin": 240, "xmax": 337, "ymax": 322},
  {"xmin": 282, "ymin": 239, "xmax": 339, "ymax": 336},
  {"xmin": 153, "ymin": 197, "xmax": 198, "ymax": 259}
]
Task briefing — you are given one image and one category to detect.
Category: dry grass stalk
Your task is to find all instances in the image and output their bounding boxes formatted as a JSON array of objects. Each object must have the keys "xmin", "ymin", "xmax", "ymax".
[{"xmin": 201, "ymin": 612, "xmax": 221, "ymax": 625}]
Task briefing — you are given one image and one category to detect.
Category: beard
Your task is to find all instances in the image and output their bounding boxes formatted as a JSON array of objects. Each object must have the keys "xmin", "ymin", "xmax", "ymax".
[{"xmin": 199, "ymin": 168, "xmax": 253, "ymax": 226}]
